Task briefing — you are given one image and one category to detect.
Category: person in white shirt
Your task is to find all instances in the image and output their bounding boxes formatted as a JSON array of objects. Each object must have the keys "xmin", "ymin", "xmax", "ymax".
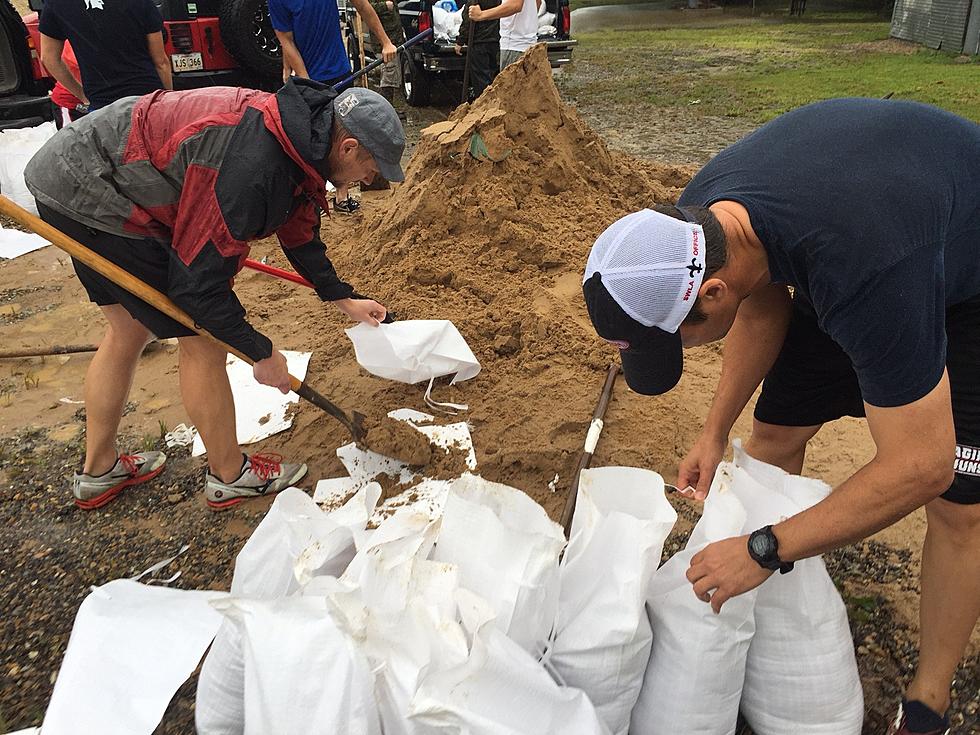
[{"xmin": 469, "ymin": 0, "xmax": 540, "ymax": 70}]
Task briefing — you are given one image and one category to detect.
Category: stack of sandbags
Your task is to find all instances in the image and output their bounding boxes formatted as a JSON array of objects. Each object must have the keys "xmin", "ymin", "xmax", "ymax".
[{"xmin": 631, "ymin": 447, "xmax": 864, "ymax": 735}]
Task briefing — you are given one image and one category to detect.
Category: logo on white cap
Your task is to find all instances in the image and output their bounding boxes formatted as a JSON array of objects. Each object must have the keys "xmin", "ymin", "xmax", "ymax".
[{"xmin": 583, "ymin": 209, "xmax": 706, "ymax": 334}]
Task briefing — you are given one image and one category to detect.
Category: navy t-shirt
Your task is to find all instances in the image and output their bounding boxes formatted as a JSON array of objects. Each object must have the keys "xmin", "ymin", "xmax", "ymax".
[
  {"xmin": 678, "ymin": 98, "xmax": 980, "ymax": 408},
  {"xmin": 39, "ymin": 0, "xmax": 164, "ymax": 110},
  {"xmin": 269, "ymin": 0, "xmax": 350, "ymax": 83}
]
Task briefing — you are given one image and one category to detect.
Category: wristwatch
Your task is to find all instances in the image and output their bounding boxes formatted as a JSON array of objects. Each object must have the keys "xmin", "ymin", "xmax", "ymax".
[{"xmin": 747, "ymin": 525, "xmax": 794, "ymax": 574}]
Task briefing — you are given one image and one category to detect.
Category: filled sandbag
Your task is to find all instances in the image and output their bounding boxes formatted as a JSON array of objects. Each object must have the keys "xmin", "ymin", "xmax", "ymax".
[
  {"xmin": 431, "ymin": 474, "xmax": 566, "ymax": 654},
  {"xmin": 0, "ymin": 122, "xmax": 56, "ymax": 215},
  {"xmin": 631, "ymin": 464, "xmax": 756, "ymax": 735},
  {"xmin": 550, "ymin": 467, "xmax": 677, "ymax": 735},
  {"xmin": 732, "ymin": 443, "xmax": 864, "ymax": 735}
]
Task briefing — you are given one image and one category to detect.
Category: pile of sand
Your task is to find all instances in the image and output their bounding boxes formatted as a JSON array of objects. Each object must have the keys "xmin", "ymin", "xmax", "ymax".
[{"xmin": 267, "ymin": 45, "xmax": 708, "ymax": 517}]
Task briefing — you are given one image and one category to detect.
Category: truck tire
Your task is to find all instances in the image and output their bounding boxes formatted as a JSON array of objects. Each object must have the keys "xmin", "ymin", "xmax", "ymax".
[
  {"xmin": 401, "ymin": 53, "xmax": 431, "ymax": 106},
  {"xmin": 219, "ymin": 0, "xmax": 282, "ymax": 88},
  {"xmin": 345, "ymin": 24, "xmax": 361, "ymax": 76}
]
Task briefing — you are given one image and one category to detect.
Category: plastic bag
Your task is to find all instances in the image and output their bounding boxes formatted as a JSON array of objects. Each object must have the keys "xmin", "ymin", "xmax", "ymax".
[
  {"xmin": 430, "ymin": 5, "xmax": 463, "ymax": 41},
  {"xmin": 550, "ymin": 467, "xmax": 678, "ymax": 735},
  {"xmin": 0, "ymin": 122, "xmax": 56, "ymax": 215},
  {"xmin": 631, "ymin": 465, "xmax": 756, "ymax": 735},
  {"xmin": 732, "ymin": 443, "xmax": 864, "ymax": 735},
  {"xmin": 431, "ymin": 474, "xmax": 566, "ymax": 654}
]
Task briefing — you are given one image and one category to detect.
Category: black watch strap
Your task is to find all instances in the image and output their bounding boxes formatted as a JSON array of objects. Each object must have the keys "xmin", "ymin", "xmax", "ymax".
[{"xmin": 747, "ymin": 525, "xmax": 795, "ymax": 574}]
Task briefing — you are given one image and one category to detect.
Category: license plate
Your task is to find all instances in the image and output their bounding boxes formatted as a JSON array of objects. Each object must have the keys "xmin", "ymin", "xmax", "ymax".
[{"xmin": 171, "ymin": 52, "xmax": 203, "ymax": 72}]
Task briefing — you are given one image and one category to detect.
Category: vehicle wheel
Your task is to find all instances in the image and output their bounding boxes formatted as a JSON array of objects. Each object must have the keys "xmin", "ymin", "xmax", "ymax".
[
  {"xmin": 400, "ymin": 53, "xmax": 431, "ymax": 106},
  {"xmin": 219, "ymin": 0, "xmax": 282, "ymax": 88}
]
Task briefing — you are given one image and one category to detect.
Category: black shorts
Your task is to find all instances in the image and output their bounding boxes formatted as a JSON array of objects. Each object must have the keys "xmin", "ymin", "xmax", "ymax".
[
  {"xmin": 37, "ymin": 203, "xmax": 195, "ymax": 340},
  {"xmin": 754, "ymin": 295, "xmax": 980, "ymax": 505}
]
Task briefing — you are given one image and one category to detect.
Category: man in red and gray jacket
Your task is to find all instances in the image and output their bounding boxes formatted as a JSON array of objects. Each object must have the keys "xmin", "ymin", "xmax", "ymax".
[{"xmin": 25, "ymin": 79, "xmax": 404, "ymax": 511}]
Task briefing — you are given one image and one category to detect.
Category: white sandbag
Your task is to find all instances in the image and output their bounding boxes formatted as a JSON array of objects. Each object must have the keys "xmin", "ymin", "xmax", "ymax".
[
  {"xmin": 631, "ymin": 465, "xmax": 756, "ymax": 735},
  {"xmin": 431, "ymin": 473, "xmax": 566, "ymax": 654},
  {"xmin": 550, "ymin": 467, "xmax": 677, "ymax": 735},
  {"xmin": 195, "ymin": 622, "xmax": 247, "ymax": 735},
  {"xmin": 410, "ymin": 590, "xmax": 611, "ymax": 735},
  {"xmin": 196, "ymin": 486, "xmax": 379, "ymax": 735},
  {"xmin": 214, "ymin": 595, "xmax": 381, "ymax": 735},
  {"xmin": 330, "ymin": 510, "xmax": 465, "ymax": 735},
  {"xmin": 0, "ymin": 122, "xmax": 56, "ymax": 215},
  {"xmin": 230, "ymin": 485, "xmax": 378, "ymax": 598},
  {"xmin": 42, "ymin": 580, "xmax": 225, "ymax": 735},
  {"xmin": 732, "ymin": 444, "xmax": 864, "ymax": 735},
  {"xmin": 346, "ymin": 320, "xmax": 479, "ymax": 410}
]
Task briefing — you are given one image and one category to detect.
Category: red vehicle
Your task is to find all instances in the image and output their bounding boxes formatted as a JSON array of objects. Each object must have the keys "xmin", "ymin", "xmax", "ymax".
[{"xmin": 22, "ymin": 0, "xmax": 282, "ymax": 92}]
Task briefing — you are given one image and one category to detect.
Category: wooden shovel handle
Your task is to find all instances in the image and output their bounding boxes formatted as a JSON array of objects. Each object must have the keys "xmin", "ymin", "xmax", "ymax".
[{"xmin": 0, "ymin": 195, "xmax": 361, "ymax": 439}]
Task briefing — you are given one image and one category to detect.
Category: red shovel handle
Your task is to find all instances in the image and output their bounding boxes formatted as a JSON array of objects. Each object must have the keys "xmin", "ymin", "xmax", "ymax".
[{"xmin": 243, "ymin": 258, "xmax": 313, "ymax": 288}]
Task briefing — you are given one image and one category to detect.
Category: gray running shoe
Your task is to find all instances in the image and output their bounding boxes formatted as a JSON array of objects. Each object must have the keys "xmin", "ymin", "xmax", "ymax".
[
  {"xmin": 205, "ymin": 453, "xmax": 308, "ymax": 511},
  {"xmin": 73, "ymin": 451, "xmax": 168, "ymax": 510}
]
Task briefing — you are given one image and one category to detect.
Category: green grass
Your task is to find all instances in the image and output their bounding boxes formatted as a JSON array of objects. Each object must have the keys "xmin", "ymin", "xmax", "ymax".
[{"xmin": 563, "ymin": 15, "xmax": 980, "ymax": 122}]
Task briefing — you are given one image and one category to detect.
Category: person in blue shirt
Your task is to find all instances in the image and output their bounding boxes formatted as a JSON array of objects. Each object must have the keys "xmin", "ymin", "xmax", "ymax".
[
  {"xmin": 271, "ymin": 0, "xmax": 397, "ymax": 215},
  {"xmin": 583, "ymin": 98, "xmax": 980, "ymax": 735}
]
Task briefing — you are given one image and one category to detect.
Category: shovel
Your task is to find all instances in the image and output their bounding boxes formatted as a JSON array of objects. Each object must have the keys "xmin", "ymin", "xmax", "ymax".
[{"xmin": 0, "ymin": 195, "xmax": 368, "ymax": 442}]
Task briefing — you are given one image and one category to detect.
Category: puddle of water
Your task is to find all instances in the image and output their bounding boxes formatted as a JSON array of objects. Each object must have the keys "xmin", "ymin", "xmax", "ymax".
[{"xmin": 571, "ymin": 3, "xmax": 725, "ymax": 33}]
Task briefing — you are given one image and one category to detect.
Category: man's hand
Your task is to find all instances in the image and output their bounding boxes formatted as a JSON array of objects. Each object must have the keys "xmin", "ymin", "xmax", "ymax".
[
  {"xmin": 382, "ymin": 40, "xmax": 397, "ymax": 62},
  {"xmin": 253, "ymin": 350, "xmax": 292, "ymax": 394},
  {"xmin": 335, "ymin": 297, "xmax": 387, "ymax": 326},
  {"xmin": 469, "ymin": 4, "xmax": 485, "ymax": 20},
  {"xmin": 677, "ymin": 432, "xmax": 727, "ymax": 500},
  {"xmin": 687, "ymin": 535, "xmax": 773, "ymax": 614},
  {"xmin": 454, "ymin": 43, "xmax": 463, "ymax": 55}
]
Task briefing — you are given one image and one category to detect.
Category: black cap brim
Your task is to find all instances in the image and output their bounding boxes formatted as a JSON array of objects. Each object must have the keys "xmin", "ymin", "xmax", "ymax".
[
  {"xmin": 583, "ymin": 272, "xmax": 684, "ymax": 396},
  {"xmin": 619, "ymin": 330, "xmax": 683, "ymax": 395}
]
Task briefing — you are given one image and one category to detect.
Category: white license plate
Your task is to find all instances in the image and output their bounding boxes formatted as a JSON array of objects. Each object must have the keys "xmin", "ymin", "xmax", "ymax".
[{"xmin": 171, "ymin": 52, "xmax": 203, "ymax": 72}]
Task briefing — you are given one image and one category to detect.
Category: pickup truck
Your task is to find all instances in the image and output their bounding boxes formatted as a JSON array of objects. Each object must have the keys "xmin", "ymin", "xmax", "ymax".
[{"xmin": 342, "ymin": 0, "xmax": 575, "ymax": 106}]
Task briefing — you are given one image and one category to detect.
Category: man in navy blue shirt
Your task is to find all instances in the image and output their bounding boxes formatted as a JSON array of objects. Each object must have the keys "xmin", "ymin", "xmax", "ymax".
[
  {"xmin": 38, "ymin": 0, "xmax": 171, "ymax": 111},
  {"xmin": 583, "ymin": 98, "xmax": 980, "ymax": 735},
  {"xmin": 270, "ymin": 0, "xmax": 397, "ymax": 214}
]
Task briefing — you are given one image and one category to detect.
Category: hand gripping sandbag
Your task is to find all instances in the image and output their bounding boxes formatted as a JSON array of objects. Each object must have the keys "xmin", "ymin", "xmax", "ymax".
[
  {"xmin": 346, "ymin": 320, "xmax": 480, "ymax": 411},
  {"xmin": 431, "ymin": 474, "xmax": 566, "ymax": 654},
  {"xmin": 731, "ymin": 443, "xmax": 864, "ymax": 735},
  {"xmin": 409, "ymin": 590, "xmax": 612, "ymax": 735},
  {"xmin": 631, "ymin": 464, "xmax": 757, "ymax": 735},
  {"xmin": 550, "ymin": 467, "xmax": 678, "ymax": 735},
  {"xmin": 212, "ymin": 595, "xmax": 381, "ymax": 735}
]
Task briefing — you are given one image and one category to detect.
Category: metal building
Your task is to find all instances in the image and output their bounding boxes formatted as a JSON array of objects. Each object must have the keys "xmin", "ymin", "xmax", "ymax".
[{"xmin": 891, "ymin": 0, "xmax": 980, "ymax": 54}]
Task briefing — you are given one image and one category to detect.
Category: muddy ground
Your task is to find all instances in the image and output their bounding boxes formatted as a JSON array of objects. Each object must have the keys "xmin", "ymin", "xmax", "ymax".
[{"xmin": 1, "ymin": 21, "xmax": 978, "ymax": 735}]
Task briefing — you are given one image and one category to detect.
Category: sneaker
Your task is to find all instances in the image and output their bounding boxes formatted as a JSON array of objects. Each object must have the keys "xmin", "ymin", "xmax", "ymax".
[
  {"xmin": 333, "ymin": 196, "xmax": 361, "ymax": 215},
  {"xmin": 205, "ymin": 453, "xmax": 308, "ymax": 511},
  {"xmin": 72, "ymin": 451, "xmax": 167, "ymax": 510},
  {"xmin": 887, "ymin": 700, "xmax": 951, "ymax": 735}
]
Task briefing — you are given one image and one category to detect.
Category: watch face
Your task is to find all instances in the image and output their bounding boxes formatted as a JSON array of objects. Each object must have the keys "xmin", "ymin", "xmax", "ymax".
[{"xmin": 749, "ymin": 530, "xmax": 774, "ymax": 559}]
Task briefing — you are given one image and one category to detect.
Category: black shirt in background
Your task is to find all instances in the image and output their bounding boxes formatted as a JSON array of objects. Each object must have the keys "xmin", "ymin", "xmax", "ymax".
[
  {"xmin": 679, "ymin": 98, "xmax": 980, "ymax": 408},
  {"xmin": 39, "ymin": 0, "xmax": 164, "ymax": 110}
]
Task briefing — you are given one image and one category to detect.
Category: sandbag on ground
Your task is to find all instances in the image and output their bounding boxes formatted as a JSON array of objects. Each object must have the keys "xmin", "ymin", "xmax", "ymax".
[
  {"xmin": 431, "ymin": 473, "xmax": 566, "ymax": 654},
  {"xmin": 732, "ymin": 443, "xmax": 864, "ymax": 735},
  {"xmin": 631, "ymin": 465, "xmax": 756, "ymax": 735},
  {"xmin": 550, "ymin": 466, "xmax": 677, "ymax": 735}
]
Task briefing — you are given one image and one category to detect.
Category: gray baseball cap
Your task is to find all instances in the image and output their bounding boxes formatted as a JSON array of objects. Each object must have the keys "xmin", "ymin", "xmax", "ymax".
[{"xmin": 334, "ymin": 87, "xmax": 406, "ymax": 182}]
